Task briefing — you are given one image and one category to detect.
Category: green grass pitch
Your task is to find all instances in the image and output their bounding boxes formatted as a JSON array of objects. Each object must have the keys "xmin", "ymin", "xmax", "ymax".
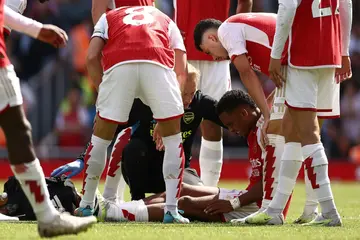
[{"xmin": 1, "ymin": 181, "xmax": 359, "ymax": 240}]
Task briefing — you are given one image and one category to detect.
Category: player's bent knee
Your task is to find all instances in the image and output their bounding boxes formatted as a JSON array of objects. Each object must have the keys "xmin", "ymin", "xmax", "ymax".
[
  {"xmin": 201, "ymin": 120, "xmax": 222, "ymax": 141},
  {"xmin": 157, "ymin": 118, "xmax": 181, "ymax": 137},
  {"xmin": 178, "ymin": 196, "xmax": 194, "ymax": 210},
  {"xmin": 94, "ymin": 114, "xmax": 118, "ymax": 140}
]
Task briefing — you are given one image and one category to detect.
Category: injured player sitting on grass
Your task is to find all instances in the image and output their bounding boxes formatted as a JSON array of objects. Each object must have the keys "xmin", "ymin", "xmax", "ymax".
[{"xmin": 96, "ymin": 90, "xmax": 290, "ymax": 222}]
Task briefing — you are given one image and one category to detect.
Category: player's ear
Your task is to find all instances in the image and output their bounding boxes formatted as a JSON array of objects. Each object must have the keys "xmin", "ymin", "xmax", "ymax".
[
  {"xmin": 208, "ymin": 34, "xmax": 217, "ymax": 42},
  {"xmin": 240, "ymin": 108, "xmax": 248, "ymax": 117}
]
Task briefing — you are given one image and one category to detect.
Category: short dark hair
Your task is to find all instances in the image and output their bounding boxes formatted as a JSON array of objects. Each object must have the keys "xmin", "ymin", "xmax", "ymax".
[
  {"xmin": 216, "ymin": 90, "xmax": 257, "ymax": 115},
  {"xmin": 193, "ymin": 18, "xmax": 222, "ymax": 52}
]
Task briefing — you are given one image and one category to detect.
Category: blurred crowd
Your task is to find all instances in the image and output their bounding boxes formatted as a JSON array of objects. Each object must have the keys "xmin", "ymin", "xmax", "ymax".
[{"xmin": 3, "ymin": 0, "xmax": 360, "ymax": 162}]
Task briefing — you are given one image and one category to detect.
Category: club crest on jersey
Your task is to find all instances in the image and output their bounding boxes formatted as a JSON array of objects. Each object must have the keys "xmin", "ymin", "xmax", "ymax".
[{"xmin": 183, "ymin": 112, "xmax": 195, "ymax": 124}]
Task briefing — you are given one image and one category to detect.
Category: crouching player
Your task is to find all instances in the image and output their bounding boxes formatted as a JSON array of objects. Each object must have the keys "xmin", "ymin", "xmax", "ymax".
[{"xmin": 98, "ymin": 90, "xmax": 290, "ymax": 223}]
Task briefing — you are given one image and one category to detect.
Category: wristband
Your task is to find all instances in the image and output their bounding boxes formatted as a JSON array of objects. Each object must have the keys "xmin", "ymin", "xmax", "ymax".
[{"xmin": 230, "ymin": 197, "xmax": 241, "ymax": 210}]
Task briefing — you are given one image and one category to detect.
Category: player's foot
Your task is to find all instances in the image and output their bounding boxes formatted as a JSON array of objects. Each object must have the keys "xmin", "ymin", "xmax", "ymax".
[
  {"xmin": 302, "ymin": 212, "xmax": 342, "ymax": 227},
  {"xmin": 74, "ymin": 205, "xmax": 94, "ymax": 217},
  {"xmin": 231, "ymin": 208, "xmax": 266, "ymax": 225},
  {"xmin": 0, "ymin": 213, "xmax": 19, "ymax": 221},
  {"xmin": 163, "ymin": 211, "xmax": 190, "ymax": 224},
  {"xmin": 96, "ymin": 192, "xmax": 107, "ymax": 222},
  {"xmin": 37, "ymin": 212, "xmax": 97, "ymax": 238},
  {"xmin": 245, "ymin": 210, "xmax": 284, "ymax": 225},
  {"xmin": 294, "ymin": 212, "xmax": 318, "ymax": 224}
]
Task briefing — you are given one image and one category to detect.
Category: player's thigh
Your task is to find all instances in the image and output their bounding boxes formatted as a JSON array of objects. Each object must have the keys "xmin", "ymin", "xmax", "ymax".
[
  {"xmin": 192, "ymin": 60, "xmax": 231, "ymax": 101},
  {"xmin": 139, "ymin": 63, "xmax": 183, "ymax": 135},
  {"xmin": 180, "ymin": 182, "xmax": 218, "ymax": 197},
  {"xmin": 183, "ymin": 168, "xmax": 204, "ymax": 186},
  {"xmin": 97, "ymin": 64, "xmax": 138, "ymax": 125},
  {"xmin": 285, "ymin": 66, "xmax": 318, "ymax": 110},
  {"xmin": 317, "ymin": 70, "xmax": 339, "ymax": 119}
]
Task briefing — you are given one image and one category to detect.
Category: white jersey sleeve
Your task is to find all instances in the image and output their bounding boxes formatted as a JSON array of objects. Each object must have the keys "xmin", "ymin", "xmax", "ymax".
[
  {"xmin": 4, "ymin": 5, "xmax": 42, "ymax": 38},
  {"xmin": 218, "ymin": 22, "xmax": 247, "ymax": 60},
  {"xmin": 4, "ymin": 0, "xmax": 27, "ymax": 32},
  {"xmin": 168, "ymin": 20, "xmax": 186, "ymax": 52},
  {"xmin": 270, "ymin": 0, "xmax": 300, "ymax": 59},
  {"xmin": 339, "ymin": 0, "xmax": 352, "ymax": 56},
  {"xmin": 92, "ymin": 13, "xmax": 109, "ymax": 40}
]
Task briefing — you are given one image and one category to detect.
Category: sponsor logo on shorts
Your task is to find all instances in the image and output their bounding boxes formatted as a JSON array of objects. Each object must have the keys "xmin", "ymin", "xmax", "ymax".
[{"xmin": 183, "ymin": 112, "xmax": 195, "ymax": 124}]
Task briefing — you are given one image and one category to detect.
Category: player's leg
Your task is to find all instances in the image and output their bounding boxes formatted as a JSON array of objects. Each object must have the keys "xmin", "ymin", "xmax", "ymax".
[
  {"xmin": 0, "ymin": 66, "xmax": 95, "ymax": 236},
  {"xmin": 103, "ymin": 127, "xmax": 132, "ymax": 202},
  {"xmin": 194, "ymin": 60, "xmax": 231, "ymax": 187},
  {"xmin": 78, "ymin": 64, "xmax": 138, "ymax": 216},
  {"xmin": 139, "ymin": 63, "xmax": 187, "ymax": 223},
  {"xmin": 302, "ymin": 69, "xmax": 341, "ymax": 226}
]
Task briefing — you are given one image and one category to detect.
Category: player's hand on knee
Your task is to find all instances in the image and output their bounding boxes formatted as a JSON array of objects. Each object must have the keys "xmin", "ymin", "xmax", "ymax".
[
  {"xmin": 335, "ymin": 56, "xmax": 352, "ymax": 83},
  {"xmin": 268, "ymin": 58, "xmax": 285, "ymax": 88},
  {"xmin": 51, "ymin": 159, "xmax": 84, "ymax": 178},
  {"xmin": 37, "ymin": 24, "xmax": 68, "ymax": 48},
  {"xmin": 153, "ymin": 123, "xmax": 165, "ymax": 151}
]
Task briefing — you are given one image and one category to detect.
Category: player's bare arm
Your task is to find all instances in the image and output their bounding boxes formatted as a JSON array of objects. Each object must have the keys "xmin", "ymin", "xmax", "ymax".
[
  {"xmin": 87, "ymin": 37, "xmax": 104, "ymax": 90},
  {"xmin": 174, "ymin": 49, "xmax": 188, "ymax": 84},
  {"xmin": 92, "ymin": 0, "xmax": 108, "ymax": 24},
  {"xmin": 233, "ymin": 54, "xmax": 270, "ymax": 145},
  {"xmin": 236, "ymin": 0, "xmax": 252, "ymax": 13},
  {"xmin": 4, "ymin": 6, "xmax": 68, "ymax": 48},
  {"xmin": 269, "ymin": 0, "xmax": 298, "ymax": 87},
  {"xmin": 204, "ymin": 181, "xmax": 262, "ymax": 215},
  {"xmin": 336, "ymin": 0, "xmax": 353, "ymax": 82}
]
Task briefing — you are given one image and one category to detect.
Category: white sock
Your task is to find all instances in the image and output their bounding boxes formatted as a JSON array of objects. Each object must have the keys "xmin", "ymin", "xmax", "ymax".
[
  {"xmin": 268, "ymin": 142, "xmax": 302, "ymax": 214},
  {"xmin": 303, "ymin": 143, "xmax": 337, "ymax": 215},
  {"xmin": 110, "ymin": 201, "xmax": 149, "ymax": 222},
  {"xmin": 303, "ymin": 165, "xmax": 319, "ymax": 216},
  {"xmin": 162, "ymin": 133, "xmax": 184, "ymax": 214},
  {"xmin": 103, "ymin": 128, "xmax": 131, "ymax": 201},
  {"xmin": 11, "ymin": 159, "xmax": 58, "ymax": 222},
  {"xmin": 199, "ymin": 138, "xmax": 223, "ymax": 187},
  {"xmin": 81, "ymin": 135, "xmax": 111, "ymax": 209},
  {"xmin": 262, "ymin": 135, "xmax": 284, "ymax": 209},
  {"xmin": 117, "ymin": 176, "xmax": 126, "ymax": 202}
]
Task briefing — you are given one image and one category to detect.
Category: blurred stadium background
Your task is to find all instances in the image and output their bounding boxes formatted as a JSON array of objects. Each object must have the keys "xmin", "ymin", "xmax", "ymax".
[{"xmin": 0, "ymin": 0, "xmax": 360, "ymax": 181}]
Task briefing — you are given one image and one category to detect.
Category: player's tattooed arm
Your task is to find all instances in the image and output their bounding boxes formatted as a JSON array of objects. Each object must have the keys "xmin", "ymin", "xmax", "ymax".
[
  {"xmin": 236, "ymin": 0, "xmax": 253, "ymax": 13},
  {"xmin": 92, "ymin": 0, "xmax": 108, "ymax": 24}
]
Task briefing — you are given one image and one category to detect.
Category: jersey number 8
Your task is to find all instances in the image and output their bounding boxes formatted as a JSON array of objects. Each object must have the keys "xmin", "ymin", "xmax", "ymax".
[
  {"xmin": 123, "ymin": 7, "xmax": 155, "ymax": 26},
  {"xmin": 312, "ymin": 0, "xmax": 340, "ymax": 18}
]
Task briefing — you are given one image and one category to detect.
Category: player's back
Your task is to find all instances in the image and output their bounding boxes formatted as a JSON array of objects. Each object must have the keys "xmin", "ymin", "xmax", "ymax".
[
  {"xmin": 102, "ymin": 6, "xmax": 176, "ymax": 72},
  {"xmin": 220, "ymin": 13, "xmax": 286, "ymax": 75},
  {"xmin": 175, "ymin": 0, "xmax": 230, "ymax": 60},
  {"xmin": 107, "ymin": 0, "xmax": 154, "ymax": 10},
  {"xmin": 289, "ymin": 0, "xmax": 341, "ymax": 68}
]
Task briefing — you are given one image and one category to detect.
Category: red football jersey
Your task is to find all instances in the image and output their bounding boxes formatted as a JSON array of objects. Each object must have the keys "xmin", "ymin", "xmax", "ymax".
[
  {"xmin": 174, "ymin": 0, "xmax": 230, "ymax": 61},
  {"xmin": 246, "ymin": 127, "xmax": 263, "ymax": 208},
  {"xmin": 289, "ymin": 0, "xmax": 341, "ymax": 68},
  {"xmin": 219, "ymin": 13, "xmax": 287, "ymax": 77},
  {"xmin": 92, "ymin": 6, "xmax": 185, "ymax": 72},
  {"xmin": 0, "ymin": 0, "xmax": 9, "ymax": 68},
  {"xmin": 107, "ymin": 0, "xmax": 154, "ymax": 10}
]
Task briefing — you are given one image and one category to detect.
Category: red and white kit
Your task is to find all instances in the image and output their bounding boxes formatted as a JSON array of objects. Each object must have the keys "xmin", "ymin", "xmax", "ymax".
[
  {"xmin": 271, "ymin": 0, "xmax": 348, "ymax": 117},
  {"xmin": 0, "ymin": 4, "xmax": 42, "ymax": 113},
  {"xmin": 220, "ymin": 123, "xmax": 291, "ymax": 222},
  {"xmin": 107, "ymin": 0, "xmax": 154, "ymax": 10},
  {"xmin": 174, "ymin": 0, "xmax": 231, "ymax": 100},
  {"xmin": 93, "ymin": 6, "xmax": 185, "ymax": 123}
]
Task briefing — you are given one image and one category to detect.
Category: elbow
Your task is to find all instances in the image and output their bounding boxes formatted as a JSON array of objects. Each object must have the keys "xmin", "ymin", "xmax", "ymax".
[{"xmin": 86, "ymin": 52, "xmax": 100, "ymax": 68}]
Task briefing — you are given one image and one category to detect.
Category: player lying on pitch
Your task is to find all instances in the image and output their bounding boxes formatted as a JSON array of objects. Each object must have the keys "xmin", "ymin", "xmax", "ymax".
[
  {"xmin": 96, "ymin": 90, "xmax": 290, "ymax": 223},
  {"xmin": 52, "ymin": 64, "xmax": 225, "ymax": 201}
]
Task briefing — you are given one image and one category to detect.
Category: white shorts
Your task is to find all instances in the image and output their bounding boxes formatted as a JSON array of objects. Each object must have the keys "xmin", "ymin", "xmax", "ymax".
[
  {"xmin": 218, "ymin": 188, "xmax": 259, "ymax": 222},
  {"xmin": 316, "ymin": 79, "xmax": 340, "ymax": 119},
  {"xmin": 285, "ymin": 66, "xmax": 336, "ymax": 113},
  {"xmin": 0, "ymin": 65, "xmax": 23, "ymax": 112},
  {"xmin": 189, "ymin": 60, "xmax": 231, "ymax": 101},
  {"xmin": 97, "ymin": 63, "xmax": 184, "ymax": 123}
]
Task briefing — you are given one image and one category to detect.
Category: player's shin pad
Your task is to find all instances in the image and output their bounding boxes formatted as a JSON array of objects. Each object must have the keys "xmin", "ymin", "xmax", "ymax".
[
  {"xmin": 106, "ymin": 201, "xmax": 148, "ymax": 222},
  {"xmin": 199, "ymin": 138, "xmax": 223, "ymax": 187}
]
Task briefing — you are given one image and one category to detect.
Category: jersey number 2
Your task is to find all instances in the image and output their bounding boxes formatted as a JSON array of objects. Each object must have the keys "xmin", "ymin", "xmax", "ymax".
[
  {"xmin": 123, "ymin": 7, "xmax": 154, "ymax": 26},
  {"xmin": 312, "ymin": 0, "xmax": 340, "ymax": 18}
]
